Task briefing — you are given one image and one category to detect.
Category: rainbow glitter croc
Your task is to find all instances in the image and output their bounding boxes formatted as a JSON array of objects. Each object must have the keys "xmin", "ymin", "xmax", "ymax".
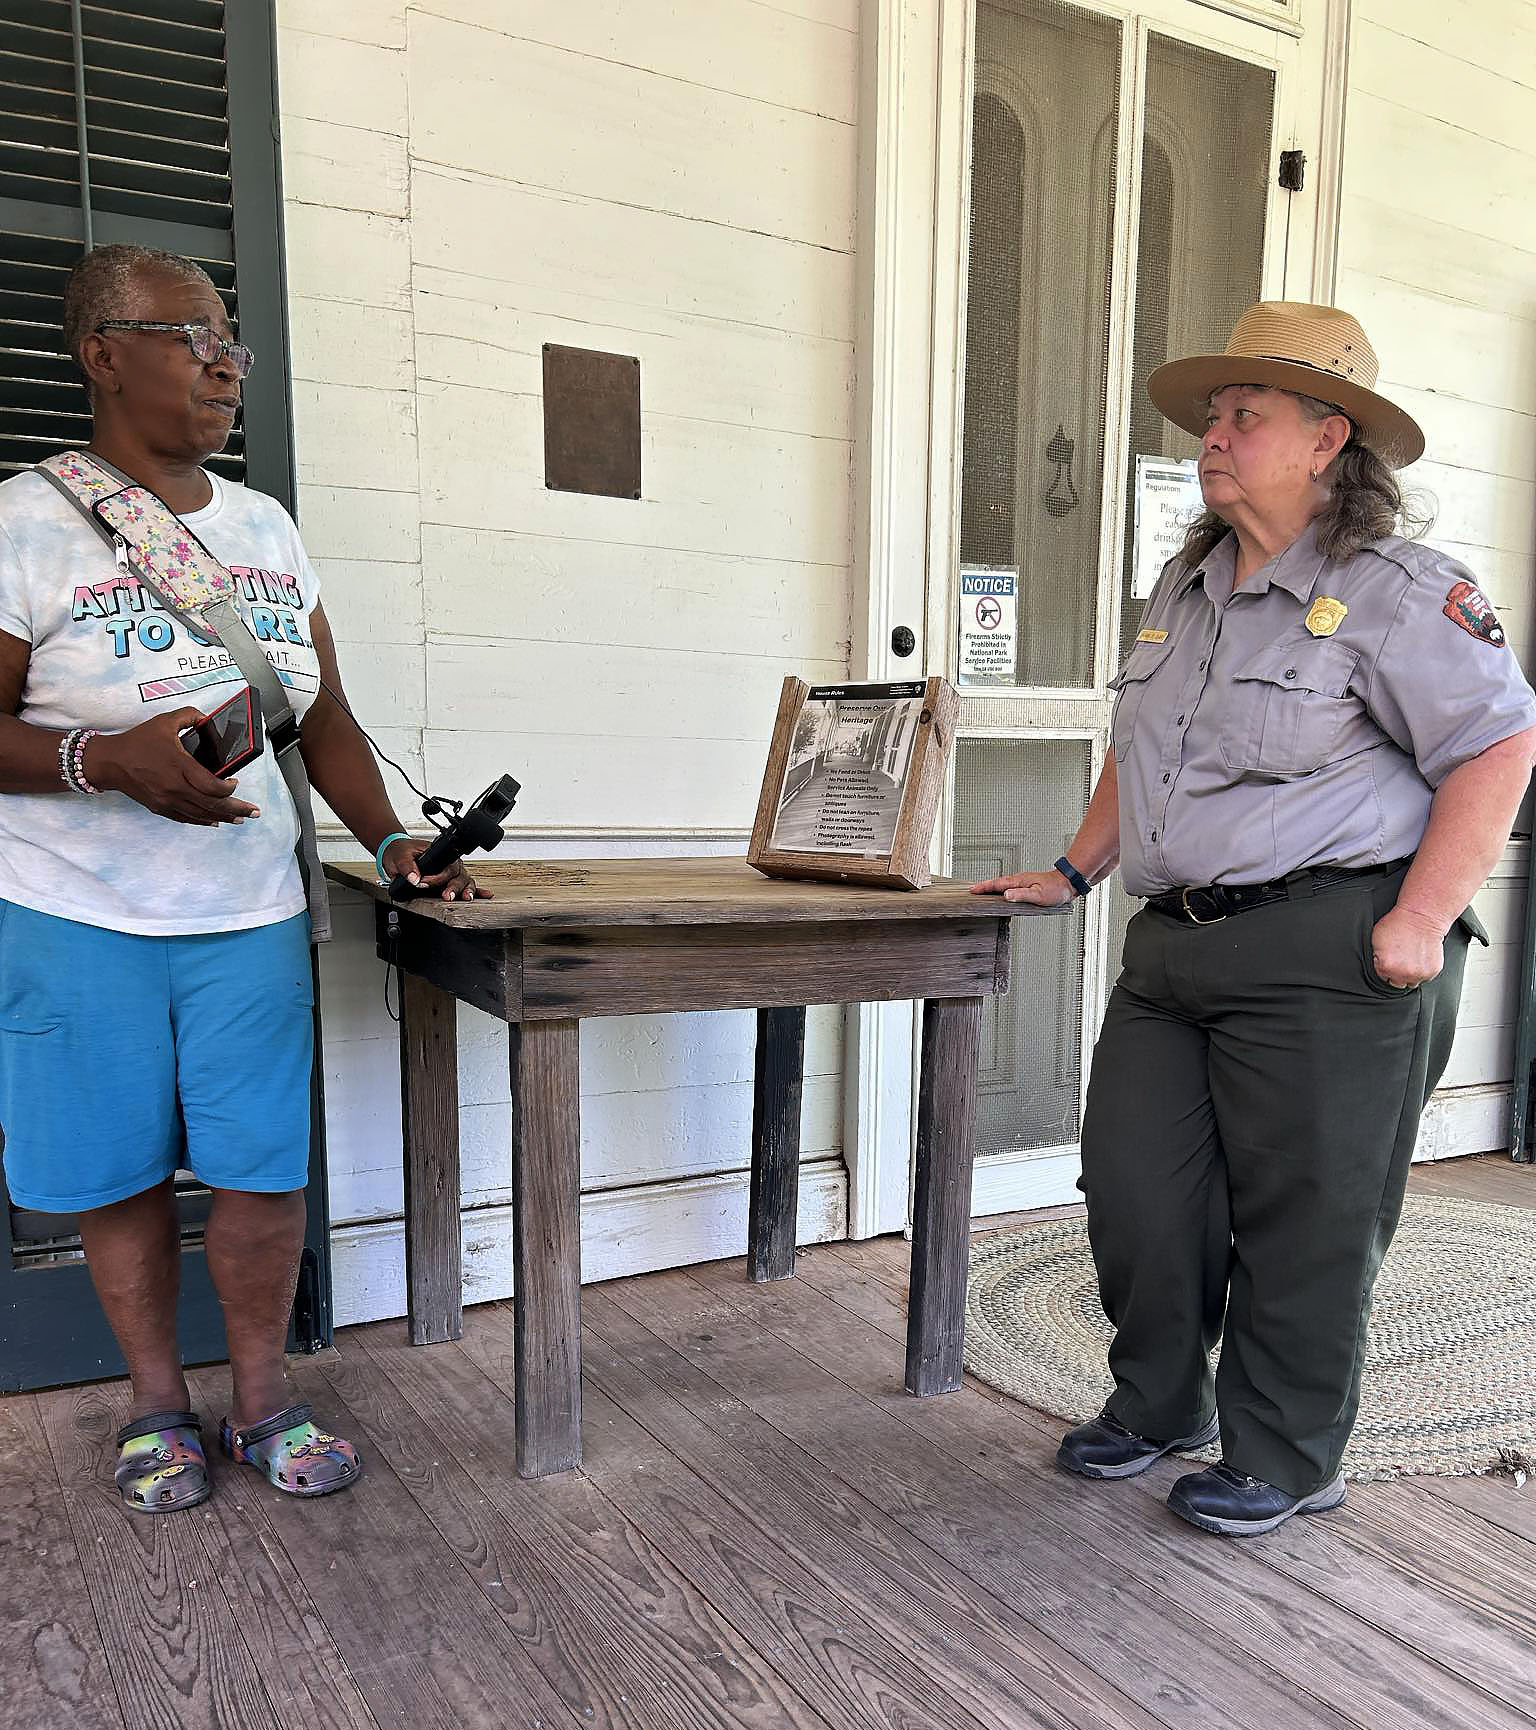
[
  {"xmin": 114, "ymin": 1410, "xmax": 210, "ymax": 1513},
  {"xmin": 219, "ymin": 1402, "xmax": 361, "ymax": 1496}
]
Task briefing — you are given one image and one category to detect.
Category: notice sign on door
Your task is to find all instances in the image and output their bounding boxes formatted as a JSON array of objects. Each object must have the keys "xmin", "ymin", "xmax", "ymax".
[
  {"xmin": 1132, "ymin": 457, "xmax": 1204, "ymax": 600},
  {"xmin": 958, "ymin": 568, "xmax": 1018, "ymax": 686}
]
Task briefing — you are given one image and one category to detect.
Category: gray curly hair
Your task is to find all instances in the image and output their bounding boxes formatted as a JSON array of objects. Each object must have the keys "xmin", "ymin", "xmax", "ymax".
[
  {"xmin": 1176, "ymin": 387, "xmax": 1432, "ymax": 568},
  {"xmin": 62, "ymin": 244, "xmax": 220, "ymax": 373}
]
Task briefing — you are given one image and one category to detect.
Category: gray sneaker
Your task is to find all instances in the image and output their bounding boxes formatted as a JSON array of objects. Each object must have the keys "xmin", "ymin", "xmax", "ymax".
[
  {"xmin": 1056, "ymin": 1407, "xmax": 1220, "ymax": 1480},
  {"xmin": 1167, "ymin": 1462, "xmax": 1347, "ymax": 1535}
]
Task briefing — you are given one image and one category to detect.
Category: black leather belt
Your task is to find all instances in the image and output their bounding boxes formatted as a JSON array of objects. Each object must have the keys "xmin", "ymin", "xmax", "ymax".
[{"xmin": 1146, "ymin": 860, "xmax": 1411, "ymax": 926}]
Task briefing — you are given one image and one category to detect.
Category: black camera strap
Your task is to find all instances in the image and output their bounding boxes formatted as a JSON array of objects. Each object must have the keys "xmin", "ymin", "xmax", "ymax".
[{"xmin": 36, "ymin": 450, "xmax": 331, "ymax": 942}]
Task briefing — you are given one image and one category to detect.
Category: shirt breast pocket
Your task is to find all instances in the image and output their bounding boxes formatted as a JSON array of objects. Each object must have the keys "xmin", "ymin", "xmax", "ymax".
[
  {"xmin": 1219, "ymin": 640, "xmax": 1361, "ymax": 777},
  {"xmin": 1109, "ymin": 640, "xmax": 1174, "ymax": 762}
]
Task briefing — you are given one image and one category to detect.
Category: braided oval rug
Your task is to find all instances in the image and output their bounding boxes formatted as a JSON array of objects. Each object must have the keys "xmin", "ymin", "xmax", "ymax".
[{"xmin": 964, "ymin": 1192, "xmax": 1536, "ymax": 1482}]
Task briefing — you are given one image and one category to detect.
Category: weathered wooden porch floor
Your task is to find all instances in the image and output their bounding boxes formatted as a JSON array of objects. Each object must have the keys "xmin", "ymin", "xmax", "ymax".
[{"xmin": 4, "ymin": 1155, "xmax": 1534, "ymax": 1730}]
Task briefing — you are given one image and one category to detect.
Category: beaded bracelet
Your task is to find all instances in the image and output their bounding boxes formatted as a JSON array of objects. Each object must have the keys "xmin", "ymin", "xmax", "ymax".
[
  {"xmin": 57, "ymin": 727, "xmax": 81, "ymax": 790},
  {"xmin": 59, "ymin": 727, "xmax": 102, "ymax": 795},
  {"xmin": 71, "ymin": 728, "xmax": 102, "ymax": 795}
]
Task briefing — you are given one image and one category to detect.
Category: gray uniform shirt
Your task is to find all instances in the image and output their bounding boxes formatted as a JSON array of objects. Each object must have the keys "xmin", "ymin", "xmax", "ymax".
[{"xmin": 1111, "ymin": 521, "xmax": 1536, "ymax": 896}]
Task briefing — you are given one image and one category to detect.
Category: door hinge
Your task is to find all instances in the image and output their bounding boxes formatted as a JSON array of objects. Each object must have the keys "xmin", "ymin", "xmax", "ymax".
[{"xmin": 1278, "ymin": 149, "xmax": 1306, "ymax": 193}]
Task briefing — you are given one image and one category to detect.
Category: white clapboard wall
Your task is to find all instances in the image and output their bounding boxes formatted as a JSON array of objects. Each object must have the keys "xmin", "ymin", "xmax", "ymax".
[
  {"xmin": 274, "ymin": 0, "xmax": 860, "ymax": 1324},
  {"xmin": 1337, "ymin": 0, "xmax": 1536, "ymax": 1160}
]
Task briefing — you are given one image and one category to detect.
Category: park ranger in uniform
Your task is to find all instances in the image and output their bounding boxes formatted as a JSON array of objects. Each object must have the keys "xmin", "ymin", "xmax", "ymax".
[{"xmin": 975, "ymin": 302, "xmax": 1536, "ymax": 1536}]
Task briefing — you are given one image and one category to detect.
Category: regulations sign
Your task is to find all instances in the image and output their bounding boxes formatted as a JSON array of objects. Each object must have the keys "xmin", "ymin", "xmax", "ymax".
[
  {"xmin": 958, "ymin": 567, "xmax": 1018, "ymax": 686},
  {"xmin": 1132, "ymin": 456, "xmax": 1203, "ymax": 599}
]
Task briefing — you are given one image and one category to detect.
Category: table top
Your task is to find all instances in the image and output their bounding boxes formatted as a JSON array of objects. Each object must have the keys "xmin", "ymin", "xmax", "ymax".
[{"xmin": 325, "ymin": 855, "xmax": 1058, "ymax": 930}]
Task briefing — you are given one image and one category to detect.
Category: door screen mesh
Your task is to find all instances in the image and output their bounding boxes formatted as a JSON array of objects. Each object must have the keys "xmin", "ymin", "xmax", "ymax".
[
  {"xmin": 1117, "ymin": 33, "xmax": 1274, "ymax": 663},
  {"xmin": 959, "ymin": 0, "xmax": 1122, "ymax": 689}
]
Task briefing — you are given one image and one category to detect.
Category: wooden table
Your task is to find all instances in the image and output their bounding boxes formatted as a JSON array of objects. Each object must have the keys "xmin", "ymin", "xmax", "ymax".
[{"xmin": 326, "ymin": 857, "xmax": 1042, "ymax": 1477}]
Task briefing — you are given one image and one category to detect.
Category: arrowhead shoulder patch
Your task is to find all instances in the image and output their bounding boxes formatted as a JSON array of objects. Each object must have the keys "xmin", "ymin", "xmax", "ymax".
[{"xmin": 1443, "ymin": 580, "xmax": 1507, "ymax": 648}]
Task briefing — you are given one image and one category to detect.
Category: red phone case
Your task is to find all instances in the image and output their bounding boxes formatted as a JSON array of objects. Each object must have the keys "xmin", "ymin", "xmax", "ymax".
[{"xmin": 186, "ymin": 686, "xmax": 263, "ymax": 775}]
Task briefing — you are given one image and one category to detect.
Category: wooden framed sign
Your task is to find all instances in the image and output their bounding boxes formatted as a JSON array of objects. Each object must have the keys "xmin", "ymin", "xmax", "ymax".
[{"xmin": 748, "ymin": 676, "xmax": 958, "ymax": 890}]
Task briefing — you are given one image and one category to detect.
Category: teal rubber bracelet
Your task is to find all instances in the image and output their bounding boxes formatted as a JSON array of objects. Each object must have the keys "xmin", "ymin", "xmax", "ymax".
[{"xmin": 375, "ymin": 831, "xmax": 412, "ymax": 883}]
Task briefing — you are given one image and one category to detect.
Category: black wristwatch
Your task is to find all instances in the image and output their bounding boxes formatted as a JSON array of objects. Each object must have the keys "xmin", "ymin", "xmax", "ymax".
[{"xmin": 1054, "ymin": 855, "xmax": 1093, "ymax": 898}]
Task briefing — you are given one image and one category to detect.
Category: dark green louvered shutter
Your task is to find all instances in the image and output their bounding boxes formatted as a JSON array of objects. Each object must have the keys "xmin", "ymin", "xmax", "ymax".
[{"xmin": 0, "ymin": 0, "xmax": 293, "ymax": 507}]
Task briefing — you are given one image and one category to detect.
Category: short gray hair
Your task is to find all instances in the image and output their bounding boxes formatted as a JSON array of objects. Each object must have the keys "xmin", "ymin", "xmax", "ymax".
[{"xmin": 62, "ymin": 244, "xmax": 219, "ymax": 370}]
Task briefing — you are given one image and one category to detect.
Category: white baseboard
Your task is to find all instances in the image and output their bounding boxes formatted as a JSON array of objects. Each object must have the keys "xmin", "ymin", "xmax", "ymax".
[
  {"xmin": 1414, "ymin": 1084, "xmax": 1512, "ymax": 1162},
  {"xmin": 330, "ymin": 1156, "xmax": 849, "ymax": 1327},
  {"xmin": 969, "ymin": 1146, "xmax": 1083, "ymax": 1216}
]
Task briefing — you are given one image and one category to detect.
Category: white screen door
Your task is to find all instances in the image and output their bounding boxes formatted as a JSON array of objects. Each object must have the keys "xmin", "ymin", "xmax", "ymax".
[{"xmin": 935, "ymin": 0, "xmax": 1305, "ymax": 1214}]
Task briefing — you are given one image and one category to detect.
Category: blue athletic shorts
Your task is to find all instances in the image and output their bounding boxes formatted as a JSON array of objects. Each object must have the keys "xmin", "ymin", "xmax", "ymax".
[{"xmin": 0, "ymin": 902, "xmax": 314, "ymax": 1212}]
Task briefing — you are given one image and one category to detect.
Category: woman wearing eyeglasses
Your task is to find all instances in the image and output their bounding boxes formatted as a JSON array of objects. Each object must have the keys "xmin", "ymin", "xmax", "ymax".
[{"xmin": 0, "ymin": 244, "xmax": 484, "ymax": 1515}]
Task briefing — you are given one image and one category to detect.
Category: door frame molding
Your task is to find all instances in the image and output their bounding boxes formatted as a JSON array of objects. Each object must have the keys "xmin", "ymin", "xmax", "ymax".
[{"xmin": 844, "ymin": 0, "xmax": 963, "ymax": 1238}]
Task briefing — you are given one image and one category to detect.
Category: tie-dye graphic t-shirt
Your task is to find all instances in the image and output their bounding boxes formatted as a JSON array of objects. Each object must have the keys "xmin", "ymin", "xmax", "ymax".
[{"xmin": 0, "ymin": 468, "xmax": 322, "ymax": 935}]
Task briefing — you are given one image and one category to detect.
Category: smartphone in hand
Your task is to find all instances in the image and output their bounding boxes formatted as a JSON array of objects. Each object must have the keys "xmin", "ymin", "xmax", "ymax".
[{"xmin": 180, "ymin": 686, "xmax": 264, "ymax": 776}]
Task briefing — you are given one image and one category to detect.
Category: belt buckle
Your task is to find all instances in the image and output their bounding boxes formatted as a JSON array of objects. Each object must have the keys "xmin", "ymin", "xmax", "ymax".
[{"xmin": 1181, "ymin": 886, "xmax": 1226, "ymax": 926}]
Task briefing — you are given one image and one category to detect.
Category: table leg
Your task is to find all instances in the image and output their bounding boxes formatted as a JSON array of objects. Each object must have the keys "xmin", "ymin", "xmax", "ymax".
[
  {"xmin": 509, "ymin": 1017, "xmax": 583, "ymax": 1477},
  {"xmin": 748, "ymin": 1005, "xmax": 806, "ymax": 1282},
  {"xmin": 398, "ymin": 972, "xmax": 463, "ymax": 1346},
  {"xmin": 906, "ymin": 995, "xmax": 982, "ymax": 1396}
]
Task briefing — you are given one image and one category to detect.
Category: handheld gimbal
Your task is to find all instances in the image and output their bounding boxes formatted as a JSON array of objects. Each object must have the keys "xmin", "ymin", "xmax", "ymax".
[{"xmin": 388, "ymin": 773, "xmax": 522, "ymax": 899}]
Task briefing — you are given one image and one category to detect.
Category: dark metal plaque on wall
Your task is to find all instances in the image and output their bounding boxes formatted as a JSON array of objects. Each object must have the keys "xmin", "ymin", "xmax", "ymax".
[{"xmin": 542, "ymin": 343, "xmax": 642, "ymax": 498}]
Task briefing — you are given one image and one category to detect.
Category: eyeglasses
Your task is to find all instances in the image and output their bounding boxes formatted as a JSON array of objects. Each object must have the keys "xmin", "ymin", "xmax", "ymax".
[{"xmin": 94, "ymin": 320, "xmax": 255, "ymax": 379}]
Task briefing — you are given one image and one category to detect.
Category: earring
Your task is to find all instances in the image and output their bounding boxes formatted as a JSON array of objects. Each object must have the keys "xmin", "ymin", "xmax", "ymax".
[{"xmin": 1309, "ymin": 467, "xmax": 1318, "ymax": 483}]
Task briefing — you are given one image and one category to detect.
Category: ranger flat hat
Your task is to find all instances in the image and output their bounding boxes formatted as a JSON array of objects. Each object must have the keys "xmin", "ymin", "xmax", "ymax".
[{"xmin": 1147, "ymin": 300, "xmax": 1424, "ymax": 468}]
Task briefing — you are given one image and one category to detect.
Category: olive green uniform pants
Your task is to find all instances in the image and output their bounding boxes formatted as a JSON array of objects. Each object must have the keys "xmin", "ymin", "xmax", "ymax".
[{"xmin": 1080, "ymin": 866, "xmax": 1477, "ymax": 1498}]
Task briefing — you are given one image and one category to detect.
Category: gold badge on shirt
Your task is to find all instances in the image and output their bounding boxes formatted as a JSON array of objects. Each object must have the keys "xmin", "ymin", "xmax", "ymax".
[
  {"xmin": 1136, "ymin": 629, "xmax": 1169, "ymax": 644},
  {"xmin": 1305, "ymin": 597, "xmax": 1348, "ymax": 638}
]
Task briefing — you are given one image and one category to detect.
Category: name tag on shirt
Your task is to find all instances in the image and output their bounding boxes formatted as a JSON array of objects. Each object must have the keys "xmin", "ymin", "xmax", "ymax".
[{"xmin": 1136, "ymin": 629, "xmax": 1168, "ymax": 644}]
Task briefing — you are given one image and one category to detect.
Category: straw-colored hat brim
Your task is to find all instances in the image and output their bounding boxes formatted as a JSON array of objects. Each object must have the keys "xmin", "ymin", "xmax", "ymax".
[{"xmin": 1148, "ymin": 353, "xmax": 1424, "ymax": 469}]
